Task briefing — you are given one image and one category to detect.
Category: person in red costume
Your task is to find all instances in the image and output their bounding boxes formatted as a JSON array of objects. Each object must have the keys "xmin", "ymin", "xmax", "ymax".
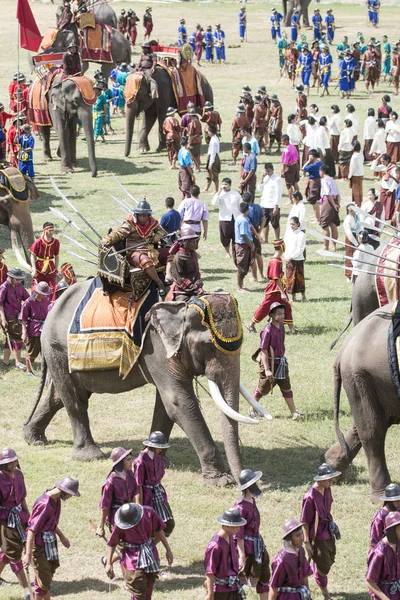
[{"xmin": 29, "ymin": 222, "xmax": 60, "ymax": 299}]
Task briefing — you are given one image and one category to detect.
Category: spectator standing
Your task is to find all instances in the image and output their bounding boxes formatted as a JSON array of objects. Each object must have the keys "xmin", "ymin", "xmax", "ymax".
[
  {"xmin": 234, "ymin": 202, "xmax": 254, "ymax": 292},
  {"xmin": 160, "ymin": 197, "xmax": 181, "ymax": 234},
  {"xmin": 259, "ymin": 163, "xmax": 282, "ymax": 243},
  {"xmin": 211, "ymin": 178, "xmax": 242, "ymax": 257},
  {"xmin": 178, "ymin": 185, "xmax": 209, "ymax": 241},
  {"xmin": 348, "ymin": 141, "xmax": 364, "ymax": 206}
]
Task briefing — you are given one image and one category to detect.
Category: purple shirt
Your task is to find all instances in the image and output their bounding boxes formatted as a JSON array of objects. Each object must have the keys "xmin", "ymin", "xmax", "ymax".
[
  {"xmin": 281, "ymin": 144, "xmax": 299, "ymax": 165},
  {"xmin": 20, "ymin": 295, "xmax": 50, "ymax": 337},
  {"xmin": 107, "ymin": 506, "xmax": 164, "ymax": 570},
  {"xmin": 204, "ymin": 533, "xmax": 239, "ymax": 593},
  {"xmin": 366, "ymin": 540, "xmax": 400, "ymax": 600},
  {"xmin": 300, "ymin": 485, "xmax": 333, "ymax": 541},
  {"xmin": 28, "ymin": 493, "xmax": 61, "ymax": 547},
  {"xmin": 0, "ymin": 469, "xmax": 28, "ymax": 524},
  {"xmin": 134, "ymin": 450, "xmax": 168, "ymax": 507},
  {"xmin": 178, "ymin": 197, "xmax": 209, "ymax": 234},
  {"xmin": 233, "ymin": 497, "xmax": 262, "ymax": 555},
  {"xmin": 100, "ymin": 471, "xmax": 138, "ymax": 527},
  {"xmin": 270, "ymin": 547, "xmax": 312, "ymax": 600},
  {"xmin": 260, "ymin": 322, "xmax": 285, "ymax": 360},
  {"xmin": 0, "ymin": 281, "xmax": 29, "ymax": 319},
  {"xmin": 370, "ymin": 508, "xmax": 389, "ymax": 549},
  {"xmin": 320, "ymin": 175, "xmax": 339, "ymax": 198}
]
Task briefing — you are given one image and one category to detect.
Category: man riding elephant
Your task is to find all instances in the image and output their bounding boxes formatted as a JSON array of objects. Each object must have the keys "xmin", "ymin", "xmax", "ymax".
[
  {"xmin": 137, "ymin": 42, "xmax": 158, "ymax": 99},
  {"xmin": 62, "ymin": 43, "xmax": 82, "ymax": 78},
  {"xmin": 101, "ymin": 200, "xmax": 168, "ymax": 297}
]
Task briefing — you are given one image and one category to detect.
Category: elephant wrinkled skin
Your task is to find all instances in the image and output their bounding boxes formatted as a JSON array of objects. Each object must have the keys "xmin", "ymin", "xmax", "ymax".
[{"xmin": 24, "ymin": 283, "xmax": 257, "ymax": 486}]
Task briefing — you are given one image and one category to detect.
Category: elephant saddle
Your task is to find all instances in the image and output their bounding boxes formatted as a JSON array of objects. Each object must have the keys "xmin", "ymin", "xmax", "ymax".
[
  {"xmin": 157, "ymin": 63, "xmax": 205, "ymax": 115},
  {"xmin": 28, "ymin": 70, "xmax": 60, "ymax": 126},
  {"xmin": 388, "ymin": 301, "xmax": 400, "ymax": 399},
  {"xmin": 0, "ymin": 168, "xmax": 30, "ymax": 202},
  {"xmin": 68, "ymin": 276, "xmax": 157, "ymax": 379},
  {"xmin": 376, "ymin": 236, "xmax": 400, "ymax": 307},
  {"xmin": 81, "ymin": 23, "xmax": 112, "ymax": 63},
  {"xmin": 188, "ymin": 294, "xmax": 243, "ymax": 354}
]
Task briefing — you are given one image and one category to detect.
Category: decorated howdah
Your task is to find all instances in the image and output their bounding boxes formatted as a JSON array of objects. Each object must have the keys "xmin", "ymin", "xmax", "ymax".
[{"xmin": 0, "ymin": 167, "xmax": 31, "ymax": 202}]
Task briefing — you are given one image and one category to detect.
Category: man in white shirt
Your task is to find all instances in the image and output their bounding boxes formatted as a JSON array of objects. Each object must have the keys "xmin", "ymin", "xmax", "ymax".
[
  {"xmin": 346, "ymin": 104, "xmax": 359, "ymax": 136},
  {"xmin": 211, "ymin": 177, "xmax": 242, "ymax": 257},
  {"xmin": 203, "ymin": 125, "xmax": 221, "ymax": 194},
  {"xmin": 371, "ymin": 153, "xmax": 398, "ymax": 220},
  {"xmin": 385, "ymin": 111, "xmax": 400, "ymax": 163},
  {"xmin": 258, "ymin": 162, "xmax": 283, "ymax": 242},
  {"xmin": 178, "ymin": 184, "xmax": 209, "ymax": 241},
  {"xmin": 363, "ymin": 108, "xmax": 377, "ymax": 161}
]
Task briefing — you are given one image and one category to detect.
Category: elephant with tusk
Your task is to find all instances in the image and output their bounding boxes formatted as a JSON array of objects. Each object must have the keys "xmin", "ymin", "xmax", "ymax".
[{"xmin": 24, "ymin": 284, "xmax": 261, "ymax": 487}]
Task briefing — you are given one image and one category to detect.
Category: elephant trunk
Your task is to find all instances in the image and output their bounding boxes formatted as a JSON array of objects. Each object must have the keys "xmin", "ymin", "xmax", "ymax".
[
  {"xmin": 78, "ymin": 106, "xmax": 97, "ymax": 177},
  {"xmin": 125, "ymin": 102, "xmax": 138, "ymax": 157},
  {"xmin": 9, "ymin": 208, "xmax": 35, "ymax": 261}
]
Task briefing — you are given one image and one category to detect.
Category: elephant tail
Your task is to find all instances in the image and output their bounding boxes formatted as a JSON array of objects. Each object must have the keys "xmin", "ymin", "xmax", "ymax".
[
  {"xmin": 330, "ymin": 313, "xmax": 353, "ymax": 351},
  {"xmin": 24, "ymin": 355, "xmax": 47, "ymax": 425},
  {"xmin": 333, "ymin": 360, "xmax": 353, "ymax": 462}
]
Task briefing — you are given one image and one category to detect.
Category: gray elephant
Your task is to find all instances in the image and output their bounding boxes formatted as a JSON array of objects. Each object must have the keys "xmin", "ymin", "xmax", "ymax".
[
  {"xmin": 325, "ymin": 303, "xmax": 400, "ymax": 500},
  {"xmin": 0, "ymin": 167, "xmax": 37, "ymax": 259},
  {"xmin": 35, "ymin": 76, "xmax": 97, "ymax": 176},
  {"xmin": 55, "ymin": 1, "xmax": 118, "ymax": 31},
  {"xmin": 283, "ymin": 0, "xmax": 313, "ymax": 27},
  {"xmin": 124, "ymin": 66, "xmax": 214, "ymax": 156},
  {"xmin": 23, "ymin": 284, "xmax": 265, "ymax": 486},
  {"xmin": 48, "ymin": 26, "xmax": 131, "ymax": 81}
]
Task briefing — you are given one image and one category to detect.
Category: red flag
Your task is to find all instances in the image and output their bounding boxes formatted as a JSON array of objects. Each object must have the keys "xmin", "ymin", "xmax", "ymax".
[{"xmin": 16, "ymin": 0, "xmax": 42, "ymax": 52}]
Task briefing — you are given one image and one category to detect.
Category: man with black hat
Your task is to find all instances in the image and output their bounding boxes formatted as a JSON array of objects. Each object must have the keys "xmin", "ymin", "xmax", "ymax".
[
  {"xmin": 201, "ymin": 101, "xmax": 222, "ymax": 145},
  {"xmin": 213, "ymin": 24, "xmax": 226, "ymax": 64},
  {"xmin": 166, "ymin": 225, "xmax": 203, "ymax": 301},
  {"xmin": 106, "ymin": 502, "xmax": 173, "ymax": 599},
  {"xmin": 234, "ymin": 469, "xmax": 270, "ymax": 599},
  {"xmin": 23, "ymin": 477, "xmax": 80, "ymax": 599},
  {"xmin": 301, "ymin": 463, "xmax": 341, "ymax": 600},
  {"xmin": 178, "ymin": 18, "xmax": 187, "ymax": 46},
  {"xmin": 29, "ymin": 222, "xmax": 60, "ymax": 299},
  {"xmin": 204, "ymin": 507, "xmax": 247, "ymax": 599},
  {"xmin": 134, "ymin": 432, "xmax": 175, "ymax": 538},
  {"xmin": 269, "ymin": 519, "xmax": 312, "ymax": 600},
  {"xmin": 127, "ymin": 9, "xmax": 140, "ymax": 46},
  {"xmin": 0, "ymin": 268, "xmax": 29, "ymax": 369},
  {"xmin": 325, "ymin": 9, "xmax": 335, "ymax": 44},
  {"xmin": 187, "ymin": 108, "xmax": 203, "ymax": 171},
  {"xmin": 143, "ymin": 7, "xmax": 153, "ymax": 41},
  {"xmin": 18, "ymin": 124, "xmax": 35, "ymax": 179},
  {"xmin": 20, "ymin": 281, "xmax": 52, "ymax": 376},
  {"xmin": 162, "ymin": 107, "xmax": 181, "ymax": 169},
  {"xmin": 97, "ymin": 447, "xmax": 138, "ymax": 562},
  {"xmin": 101, "ymin": 203, "xmax": 167, "ymax": 296},
  {"xmin": 370, "ymin": 483, "xmax": 400, "ymax": 547},
  {"xmin": 367, "ymin": 511, "xmax": 400, "ymax": 600},
  {"xmin": 7, "ymin": 113, "xmax": 26, "ymax": 167},
  {"xmin": 57, "ymin": 0, "xmax": 73, "ymax": 30},
  {"xmin": 253, "ymin": 95, "xmax": 268, "ymax": 154},
  {"xmin": 231, "ymin": 104, "xmax": 251, "ymax": 166},
  {"xmin": 0, "ymin": 448, "xmax": 31, "ymax": 598},
  {"xmin": 61, "ymin": 43, "xmax": 81, "ymax": 78},
  {"xmin": 118, "ymin": 8, "xmax": 128, "ymax": 35}
]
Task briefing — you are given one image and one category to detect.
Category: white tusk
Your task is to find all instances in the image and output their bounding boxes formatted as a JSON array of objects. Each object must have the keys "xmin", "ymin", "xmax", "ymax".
[
  {"xmin": 207, "ymin": 380, "xmax": 259, "ymax": 425},
  {"xmin": 239, "ymin": 382, "xmax": 273, "ymax": 421},
  {"xmin": 12, "ymin": 237, "xmax": 33, "ymax": 273}
]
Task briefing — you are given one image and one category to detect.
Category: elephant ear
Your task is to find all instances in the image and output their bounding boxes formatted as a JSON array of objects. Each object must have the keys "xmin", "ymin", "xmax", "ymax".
[{"xmin": 150, "ymin": 302, "xmax": 188, "ymax": 359}]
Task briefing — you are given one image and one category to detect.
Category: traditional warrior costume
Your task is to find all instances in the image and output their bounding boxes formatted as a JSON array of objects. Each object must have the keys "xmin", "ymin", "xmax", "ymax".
[
  {"xmin": 298, "ymin": 50, "xmax": 313, "ymax": 88},
  {"xmin": 325, "ymin": 12, "xmax": 335, "ymax": 43},
  {"xmin": 0, "ymin": 270, "xmax": 29, "ymax": 352},
  {"xmin": 201, "ymin": 103, "xmax": 222, "ymax": 144},
  {"xmin": 100, "ymin": 448, "xmax": 138, "ymax": 532},
  {"xmin": 143, "ymin": 8, "xmax": 153, "ymax": 38},
  {"xmin": 29, "ymin": 225, "xmax": 60, "ymax": 296},
  {"xmin": 0, "ymin": 449, "xmax": 28, "ymax": 579},
  {"xmin": 187, "ymin": 111, "xmax": 203, "ymax": 170},
  {"xmin": 127, "ymin": 11, "xmax": 140, "ymax": 46},
  {"xmin": 270, "ymin": 10, "xmax": 283, "ymax": 42},
  {"xmin": 366, "ymin": 511, "xmax": 400, "ymax": 600},
  {"xmin": 312, "ymin": 12, "xmax": 323, "ymax": 40},
  {"xmin": 177, "ymin": 142, "xmax": 194, "ymax": 198},
  {"xmin": 239, "ymin": 9, "xmax": 246, "ymax": 42},
  {"xmin": 163, "ymin": 109, "xmax": 181, "ymax": 166},
  {"xmin": 290, "ymin": 12, "xmax": 299, "ymax": 42},
  {"xmin": 62, "ymin": 47, "xmax": 81, "ymax": 78},
  {"xmin": 20, "ymin": 282, "xmax": 51, "ymax": 365},
  {"xmin": 370, "ymin": 485, "xmax": 400, "ymax": 548},
  {"xmin": 166, "ymin": 227, "xmax": 203, "ymax": 302},
  {"xmin": 118, "ymin": 10, "xmax": 128, "ymax": 34},
  {"xmin": 0, "ymin": 251, "xmax": 8, "ymax": 286},
  {"xmin": 18, "ymin": 129, "xmax": 35, "ymax": 179},
  {"xmin": 204, "ymin": 27, "xmax": 214, "ymax": 63},
  {"xmin": 319, "ymin": 50, "xmax": 333, "ymax": 88},
  {"xmin": 231, "ymin": 107, "xmax": 251, "ymax": 161},
  {"xmin": 214, "ymin": 26, "xmax": 226, "ymax": 62},
  {"xmin": 134, "ymin": 433, "xmax": 175, "ymax": 537}
]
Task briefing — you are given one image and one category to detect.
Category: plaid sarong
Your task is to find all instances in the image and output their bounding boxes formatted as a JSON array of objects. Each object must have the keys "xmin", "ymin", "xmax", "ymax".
[
  {"xmin": 144, "ymin": 484, "xmax": 172, "ymax": 522},
  {"xmin": 244, "ymin": 534, "xmax": 264, "ymax": 564},
  {"xmin": 0, "ymin": 505, "xmax": 26, "ymax": 542},
  {"xmin": 274, "ymin": 357, "xmax": 288, "ymax": 380},
  {"xmin": 215, "ymin": 576, "xmax": 246, "ymax": 599},
  {"xmin": 42, "ymin": 531, "xmax": 59, "ymax": 561},
  {"xmin": 278, "ymin": 585, "xmax": 310, "ymax": 600},
  {"xmin": 125, "ymin": 539, "xmax": 159, "ymax": 573}
]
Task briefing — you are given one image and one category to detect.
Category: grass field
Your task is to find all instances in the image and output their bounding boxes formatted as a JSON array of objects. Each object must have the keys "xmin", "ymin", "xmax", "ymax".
[{"xmin": 1, "ymin": 0, "xmax": 400, "ymax": 598}]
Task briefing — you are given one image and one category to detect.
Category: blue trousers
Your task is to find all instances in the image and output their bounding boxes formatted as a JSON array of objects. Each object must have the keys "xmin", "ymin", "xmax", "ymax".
[
  {"xmin": 19, "ymin": 160, "xmax": 34, "ymax": 178},
  {"xmin": 314, "ymin": 28, "xmax": 321, "ymax": 40},
  {"xmin": 302, "ymin": 70, "xmax": 311, "ymax": 86},
  {"xmin": 321, "ymin": 71, "xmax": 331, "ymax": 87},
  {"xmin": 271, "ymin": 27, "xmax": 281, "ymax": 40},
  {"xmin": 327, "ymin": 29, "xmax": 334, "ymax": 42},
  {"xmin": 371, "ymin": 11, "xmax": 378, "ymax": 23},
  {"xmin": 216, "ymin": 45, "xmax": 225, "ymax": 61},
  {"xmin": 291, "ymin": 27, "xmax": 298, "ymax": 42},
  {"xmin": 205, "ymin": 47, "xmax": 213, "ymax": 61},
  {"xmin": 239, "ymin": 24, "xmax": 245, "ymax": 39}
]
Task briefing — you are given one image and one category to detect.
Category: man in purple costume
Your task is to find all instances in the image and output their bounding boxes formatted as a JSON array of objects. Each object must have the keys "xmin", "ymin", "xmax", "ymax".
[
  {"xmin": 269, "ymin": 518, "xmax": 312, "ymax": 600},
  {"xmin": 134, "ymin": 432, "xmax": 175, "ymax": 539},
  {"xmin": 105, "ymin": 502, "xmax": 173, "ymax": 600},
  {"xmin": 0, "ymin": 268, "xmax": 29, "ymax": 370},
  {"xmin": 370, "ymin": 484, "xmax": 400, "ymax": 549},
  {"xmin": 367, "ymin": 510, "xmax": 400, "ymax": 600},
  {"xmin": 0, "ymin": 448, "xmax": 30, "ymax": 598},
  {"xmin": 300, "ymin": 463, "xmax": 341, "ymax": 600},
  {"xmin": 234, "ymin": 468, "xmax": 270, "ymax": 599},
  {"xmin": 20, "ymin": 281, "xmax": 52, "ymax": 376},
  {"xmin": 23, "ymin": 477, "xmax": 80, "ymax": 599},
  {"xmin": 204, "ymin": 507, "xmax": 247, "ymax": 599}
]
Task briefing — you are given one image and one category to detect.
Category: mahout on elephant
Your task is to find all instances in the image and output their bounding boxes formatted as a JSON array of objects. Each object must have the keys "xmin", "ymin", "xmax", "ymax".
[
  {"xmin": 23, "ymin": 278, "xmax": 265, "ymax": 487},
  {"xmin": 124, "ymin": 44, "xmax": 213, "ymax": 156},
  {"xmin": 55, "ymin": 0, "xmax": 118, "ymax": 31},
  {"xmin": 0, "ymin": 166, "xmax": 38, "ymax": 260},
  {"xmin": 325, "ymin": 301, "xmax": 400, "ymax": 500},
  {"xmin": 29, "ymin": 73, "xmax": 97, "ymax": 176}
]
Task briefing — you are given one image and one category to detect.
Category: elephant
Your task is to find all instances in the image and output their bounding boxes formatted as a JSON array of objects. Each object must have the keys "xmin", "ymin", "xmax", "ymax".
[
  {"xmin": 55, "ymin": 0, "xmax": 118, "ymax": 31},
  {"xmin": 0, "ymin": 167, "xmax": 38, "ymax": 259},
  {"xmin": 282, "ymin": 0, "xmax": 314, "ymax": 27},
  {"xmin": 36, "ymin": 76, "xmax": 97, "ymax": 177},
  {"xmin": 48, "ymin": 25, "xmax": 131, "ymax": 81},
  {"xmin": 23, "ymin": 284, "xmax": 266, "ymax": 486},
  {"xmin": 325, "ymin": 303, "xmax": 400, "ymax": 501},
  {"xmin": 124, "ymin": 66, "xmax": 214, "ymax": 157}
]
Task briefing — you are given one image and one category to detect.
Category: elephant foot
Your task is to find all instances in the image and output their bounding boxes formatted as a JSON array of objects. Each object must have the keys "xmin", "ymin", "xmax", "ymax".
[
  {"xmin": 61, "ymin": 166, "xmax": 74, "ymax": 174},
  {"xmin": 323, "ymin": 440, "xmax": 352, "ymax": 473},
  {"xmin": 203, "ymin": 472, "xmax": 236, "ymax": 488},
  {"xmin": 155, "ymin": 145, "xmax": 166, "ymax": 153},
  {"xmin": 23, "ymin": 425, "xmax": 48, "ymax": 446},
  {"xmin": 91, "ymin": 169, "xmax": 98, "ymax": 178},
  {"xmin": 72, "ymin": 444, "xmax": 105, "ymax": 462},
  {"xmin": 43, "ymin": 155, "xmax": 53, "ymax": 163},
  {"xmin": 139, "ymin": 147, "xmax": 150, "ymax": 154}
]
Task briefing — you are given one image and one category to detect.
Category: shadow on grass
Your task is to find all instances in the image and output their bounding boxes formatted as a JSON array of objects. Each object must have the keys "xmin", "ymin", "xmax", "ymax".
[
  {"xmin": 168, "ymin": 560, "xmax": 204, "ymax": 575},
  {"xmin": 156, "ymin": 575, "xmax": 204, "ymax": 592},
  {"xmin": 298, "ymin": 325, "xmax": 338, "ymax": 335},
  {"xmin": 307, "ymin": 297, "xmax": 350, "ymax": 303},
  {"xmin": 53, "ymin": 577, "xmax": 118, "ymax": 595}
]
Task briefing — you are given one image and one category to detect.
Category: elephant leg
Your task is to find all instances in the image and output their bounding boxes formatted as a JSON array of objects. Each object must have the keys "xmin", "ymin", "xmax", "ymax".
[
  {"xmin": 23, "ymin": 382, "xmax": 64, "ymax": 446},
  {"xmin": 40, "ymin": 127, "xmax": 52, "ymax": 161},
  {"xmin": 69, "ymin": 116, "xmax": 77, "ymax": 166},
  {"xmin": 139, "ymin": 109, "xmax": 157, "ymax": 152},
  {"xmin": 156, "ymin": 111, "xmax": 166, "ymax": 153},
  {"xmin": 53, "ymin": 112, "xmax": 73, "ymax": 173},
  {"xmin": 101, "ymin": 63, "xmax": 112, "ymax": 81},
  {"xmin": 150, "ymin": 390, "xmax": 174, "ymax": 468},
  {"xmin": 324, "ymin": 424, "xmax": 362, "ymax": 473},
  {"xmin": 359, "ymin": 422, "xmax": 391, "ymax": 501}
]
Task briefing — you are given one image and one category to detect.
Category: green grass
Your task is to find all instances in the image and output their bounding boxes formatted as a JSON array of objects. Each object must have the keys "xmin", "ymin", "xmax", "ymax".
[{"xmin": 1, "ymin": 0, "xmax": 399, "ymax": 598}]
